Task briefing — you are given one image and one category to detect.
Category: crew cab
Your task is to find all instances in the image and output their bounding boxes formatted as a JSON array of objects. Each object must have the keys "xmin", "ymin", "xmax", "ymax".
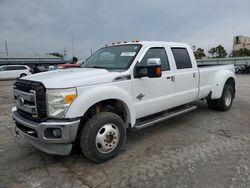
[{"xmin": 12, "ymin": 41, "xmax": 236, "ymax": 162}]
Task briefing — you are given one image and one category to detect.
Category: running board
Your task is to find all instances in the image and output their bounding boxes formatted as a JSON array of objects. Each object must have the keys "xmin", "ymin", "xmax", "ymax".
[{"xmin": 132, "ymin": 105, "xmax": 197, "ymax": 130}]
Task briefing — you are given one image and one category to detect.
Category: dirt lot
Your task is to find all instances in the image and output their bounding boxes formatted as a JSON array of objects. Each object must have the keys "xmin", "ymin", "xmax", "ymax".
[{"xmin": 0, "ymin": 75, "xmax": 250, "ymax": 188}]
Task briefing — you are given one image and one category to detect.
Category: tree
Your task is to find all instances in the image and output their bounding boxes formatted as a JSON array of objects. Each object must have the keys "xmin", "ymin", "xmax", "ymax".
[
  {"xmin": 48, "ymin": 52, "xmax": 64, "ymax": 58},
  {"xmin": 193, "ymin": 48, "xmax": 206, "ymax": 59},
  {"xmin": 208, "ymin": 45, "xmax": 228, "ymax": 58}
]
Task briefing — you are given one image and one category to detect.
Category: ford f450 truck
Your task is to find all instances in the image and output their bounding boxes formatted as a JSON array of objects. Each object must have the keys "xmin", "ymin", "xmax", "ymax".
[{"xmin": 12, "ymin": 41, "xmax": 236, "ymax": 162}]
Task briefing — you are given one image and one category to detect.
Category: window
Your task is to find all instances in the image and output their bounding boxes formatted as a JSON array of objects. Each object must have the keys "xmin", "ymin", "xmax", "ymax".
[
  {"xmin": 5, "ymin": 66, "xmax": 18, "ymax": 71},
  {"xmin": 82, "ymin": 44, "xmax": 142, "ymax": 70},
  {"xmin": 17, "ymin": 66, "xmax": 27, "ymax": 70},
  {"xmin": 171, "ymin": 48, "xmax": 192, "ymax": 69},
  {"xmin": 140, "ymin": 48, "xmax": 170, "ymax": 71}
]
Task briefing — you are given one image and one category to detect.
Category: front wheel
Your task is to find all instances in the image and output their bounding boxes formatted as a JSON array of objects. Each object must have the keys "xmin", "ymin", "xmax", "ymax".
[{"xmin": 80, "ymin": 112, "xmax": 126, "ymax": 163}]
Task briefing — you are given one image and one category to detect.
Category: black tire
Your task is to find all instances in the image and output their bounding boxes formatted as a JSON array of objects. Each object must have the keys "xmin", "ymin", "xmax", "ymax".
[
  {"xmin": 20, "ymin": 73, "xmax": 27, "ymax": 78},
  {"xmin": 207, "ymin": 99, "xmax": 217, "ymax": 110},
  {"xmin": 216, "ymin": 84, "xmax": 234, "ymax": 111},
  {"xmin": 80, "ymin": 112, "xmax": 126, "ymax": 163}
]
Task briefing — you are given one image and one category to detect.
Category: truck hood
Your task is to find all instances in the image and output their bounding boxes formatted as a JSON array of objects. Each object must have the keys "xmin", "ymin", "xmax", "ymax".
[{"xmin": 22, "ymin": 68, "xmax": 121, "ymax": 88}]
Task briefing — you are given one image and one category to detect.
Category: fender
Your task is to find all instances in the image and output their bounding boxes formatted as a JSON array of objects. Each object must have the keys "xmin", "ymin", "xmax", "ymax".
[
  {"xmin": 211, "ymin": 69, "xmax": 235, "ymax": 99},
  {"xmin": 65, "ymin": 84, "xmax": 136, "ymax": 126}
]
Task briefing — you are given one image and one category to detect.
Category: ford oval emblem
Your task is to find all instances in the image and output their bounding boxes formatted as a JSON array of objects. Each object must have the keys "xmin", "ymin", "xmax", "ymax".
[{"xmin": 16, "ymin": 96, "xmax": 25, "ymax": 106}]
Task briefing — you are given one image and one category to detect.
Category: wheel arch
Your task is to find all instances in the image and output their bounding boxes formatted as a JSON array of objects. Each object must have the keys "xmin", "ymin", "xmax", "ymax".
[
  {"xmin": 65, "ymin": 85, "xmax": 136, "ymax": 127},
  {"xmin": 211, "ymin": 70, "xmax": 236, "ymax": 99}
]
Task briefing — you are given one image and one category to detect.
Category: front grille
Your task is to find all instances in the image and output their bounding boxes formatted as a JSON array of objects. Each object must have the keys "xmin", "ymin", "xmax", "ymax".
[{"xmin": 14, "ymin": 79, "xmax": 47, "ymax": 122}]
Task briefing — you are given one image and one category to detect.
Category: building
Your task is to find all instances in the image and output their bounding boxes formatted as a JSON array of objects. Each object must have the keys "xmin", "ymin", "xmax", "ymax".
[
  {"xmin": 0, "ymin": 54, "xmax": 65, "ymax": 66},
  {"xmin": 233, "ymin": 35, "xmax": 250, "ymax": 51}
]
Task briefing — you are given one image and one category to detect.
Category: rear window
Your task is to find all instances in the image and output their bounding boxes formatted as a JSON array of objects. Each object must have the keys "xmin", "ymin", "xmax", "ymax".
[
  {"xmin": 171, "ymin": 48, "xmax": 192, "ymax": 69},
  {"xmin": 18, "ymin": 66, "xmax": 27, "ymax": 70}
]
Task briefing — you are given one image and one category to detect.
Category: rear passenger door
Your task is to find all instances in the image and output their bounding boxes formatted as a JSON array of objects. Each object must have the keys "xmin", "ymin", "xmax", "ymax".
[{"xmin": 171, "ymin": 47, "xmax": 199, "ymax": 106}]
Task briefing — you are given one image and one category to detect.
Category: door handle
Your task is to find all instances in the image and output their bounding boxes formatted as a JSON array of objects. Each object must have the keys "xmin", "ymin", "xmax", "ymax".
[
  {"xmin": 193, "ymin": 73, "xmax": 196, "ymax": 78},
  {"xmin": 171, "ymin": 76, "xmax": 175, "ymax": 82},
  {"xmin": 166, "ymin": 76, "xmax": 175, "ymax": 82}
]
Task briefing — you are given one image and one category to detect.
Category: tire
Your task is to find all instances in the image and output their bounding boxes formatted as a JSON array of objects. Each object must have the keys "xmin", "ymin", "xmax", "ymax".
[
  {"xmin": 20, "ymin": 73, "xmax": 27, "ymax": 78},
  {"xmin": 216, "ymin": 84, "xmax": 234, "ymax": 111},
  {"xmin": 80, "ymin": 112, "xmax": 126, "ymax": 163},
  {"xmin": 207, "ymin": 99, "xmax": 217, "ymax": 110}
]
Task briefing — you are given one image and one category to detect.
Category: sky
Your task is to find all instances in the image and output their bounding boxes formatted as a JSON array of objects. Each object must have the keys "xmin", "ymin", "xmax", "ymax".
[{"xmin": 0, "ymin": 0, "xmax": 250, "ymax": 59}]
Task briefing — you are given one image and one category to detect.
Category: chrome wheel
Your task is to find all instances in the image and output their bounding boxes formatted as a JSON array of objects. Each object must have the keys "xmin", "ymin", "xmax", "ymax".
[
  {"xmin": 224, "ymin": 89, "xmax": 232, "ymax": 107},
  {"xmin": 95, "ymin": 123, "xmax": 120, "ymax": 154}
]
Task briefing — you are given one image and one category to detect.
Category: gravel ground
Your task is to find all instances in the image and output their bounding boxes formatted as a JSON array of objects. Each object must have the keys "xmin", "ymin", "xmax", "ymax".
[{"xmin": 0, "ymin": 75, "xmax": 250, "ymax": 188}]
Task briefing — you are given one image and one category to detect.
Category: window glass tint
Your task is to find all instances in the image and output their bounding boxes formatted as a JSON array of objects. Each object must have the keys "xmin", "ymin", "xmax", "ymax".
[
  {"xmin": 140, "ymin": 48, "xmax": 170, "ymax": 71},
  {"xmin": 5, "ymin": 66, "xmax": 18, "ymax": 71},
  {"xmin": 171, "ymin": 48, "xmax": 192, "ymax": 69},
  {"xmin": 82, "ymin": 44, "xmax": 141, "ymax": 70},
  {"xmin": 18, "ymin": 66, "xmax": 27, "ymax": 70}
]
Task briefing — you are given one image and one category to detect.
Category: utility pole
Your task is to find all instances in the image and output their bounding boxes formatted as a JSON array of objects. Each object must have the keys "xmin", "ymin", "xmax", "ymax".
[
  {"xmin": 5, "ymin": 40, "xmax": 8, "ymax": 56},
  {"xmin": 90, "ymin": 47, "xmax": 93, "ymax": 55},
  {"xmin": 72, "ymin": 33, "xmax": 74, "ymax": 58}
]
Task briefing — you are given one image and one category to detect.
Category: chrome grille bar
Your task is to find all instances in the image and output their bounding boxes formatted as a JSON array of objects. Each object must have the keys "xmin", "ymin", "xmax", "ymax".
[{"xmin": 14, "ymin": 89, "xmax": 38, "ymax": 115}]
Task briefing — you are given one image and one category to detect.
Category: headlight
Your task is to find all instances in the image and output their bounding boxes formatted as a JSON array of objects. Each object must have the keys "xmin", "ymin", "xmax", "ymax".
[{"xmin": 46, "ymin": 88, "xmax": 77, "ymax": 118}]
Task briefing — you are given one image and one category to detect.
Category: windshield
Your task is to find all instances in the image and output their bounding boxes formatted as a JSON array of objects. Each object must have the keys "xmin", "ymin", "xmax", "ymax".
[{"xmin": 81, "ymin": 44, "xmax": 141, "ymax": 70}]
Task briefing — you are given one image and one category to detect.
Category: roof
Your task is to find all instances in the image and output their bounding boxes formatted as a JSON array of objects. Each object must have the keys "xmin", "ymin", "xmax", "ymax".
[
  {"xmin": 0, "ymin": 54, "xmax": 62, "ymax": 59},
  {"xmin": 105, "ymin": 41, "xmax": 189, "ymax": 48}
]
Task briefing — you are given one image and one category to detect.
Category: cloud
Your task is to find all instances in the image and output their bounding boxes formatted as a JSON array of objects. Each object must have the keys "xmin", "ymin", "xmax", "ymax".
[{"xmin": 0, "ymin": 0, "xmax": 250, "ymax": 59}]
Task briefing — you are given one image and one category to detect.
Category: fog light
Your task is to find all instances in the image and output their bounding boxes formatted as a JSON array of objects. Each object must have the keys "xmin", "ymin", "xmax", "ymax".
[
  {"xmin": 44, "ymin": 128, "xmax": 62, "ymax": 139},
  {"xmin": 52, "ymin": 129, "xmax": 62, "ymax": 138}
]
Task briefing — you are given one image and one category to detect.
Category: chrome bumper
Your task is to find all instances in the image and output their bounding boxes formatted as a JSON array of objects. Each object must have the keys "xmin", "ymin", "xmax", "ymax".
[{"xmin": 12, "ymin": 107, "xmax": 80, "ymax": 155}]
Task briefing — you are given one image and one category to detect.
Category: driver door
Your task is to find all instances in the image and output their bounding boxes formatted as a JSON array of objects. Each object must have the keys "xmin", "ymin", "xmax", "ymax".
[{"xmin": 132, "ymin": 47, "xmax": 176, "ymax": 119}]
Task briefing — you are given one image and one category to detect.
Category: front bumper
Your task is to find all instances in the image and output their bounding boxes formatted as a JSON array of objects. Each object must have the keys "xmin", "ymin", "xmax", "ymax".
[{"xmin": 12, "ymin": 107, "xmax": 80, "ymax": 155}]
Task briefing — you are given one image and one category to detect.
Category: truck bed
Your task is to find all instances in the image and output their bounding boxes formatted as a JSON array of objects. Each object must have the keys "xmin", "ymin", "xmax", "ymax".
[{"xmin": 198, "ymin": 64, "xmax": 235, "ymax": 99}]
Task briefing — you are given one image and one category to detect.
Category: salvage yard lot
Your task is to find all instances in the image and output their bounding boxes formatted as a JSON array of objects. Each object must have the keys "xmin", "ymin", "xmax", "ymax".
[{"xmin": 0, "ymin": 75, "xmax": 250, "ymax": 188}]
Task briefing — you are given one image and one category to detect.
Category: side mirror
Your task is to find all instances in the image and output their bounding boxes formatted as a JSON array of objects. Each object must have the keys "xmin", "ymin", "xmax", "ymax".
[
  {"xmin": 146, "ymin": 58, "xmax": 162, "ymax": 78},
  {"xmin": 135, "ymin": 58, "xmax": 162, "ymax": 78}
]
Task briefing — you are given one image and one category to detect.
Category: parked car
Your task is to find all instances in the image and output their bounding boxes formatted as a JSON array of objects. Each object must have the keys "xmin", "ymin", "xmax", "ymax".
[
  {"xmin": 0, "ymin": 65, "xmax": 31, "ymax": 80},
  {"xmin": 12, "ymin": 41, "xmax": 235, "ymax": 162},
  {"xmin": 58, "ymin": 63, "xmax": 81, "ymax": 69}
]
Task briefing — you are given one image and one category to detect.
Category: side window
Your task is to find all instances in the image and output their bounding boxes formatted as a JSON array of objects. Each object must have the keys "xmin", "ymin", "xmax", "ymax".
[
  {"xmin": 5, "ymin": 66, "xmax": 17, "ymax": 71},
  {"xmin": 171, "ymin": 48, "xmax": 192, "ymax": 69},
  {"xmin": 18, "ymin": 66, "xmax": 27, "ymax": 70},
  {"xmin": 140, "ymin": 48, "xmax": 170, "ymax": 71}
]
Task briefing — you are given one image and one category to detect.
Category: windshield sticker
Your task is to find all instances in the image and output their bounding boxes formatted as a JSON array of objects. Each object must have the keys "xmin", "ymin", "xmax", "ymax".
[{"xmin": 121, "ymin": 52, "xmax": 136, "ymax": 56}]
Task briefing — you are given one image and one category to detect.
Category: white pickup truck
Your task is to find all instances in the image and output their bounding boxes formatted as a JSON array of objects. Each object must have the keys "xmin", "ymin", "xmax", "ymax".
[{"xmin": 12, "ymin": 41, "xmax": 236, "ymax": 162}]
